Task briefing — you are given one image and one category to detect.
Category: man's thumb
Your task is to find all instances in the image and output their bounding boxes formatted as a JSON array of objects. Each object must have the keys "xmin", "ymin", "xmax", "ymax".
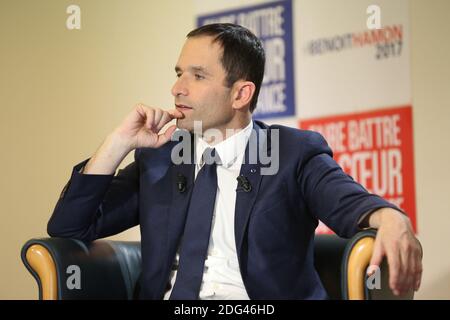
[{"xmin": 153, "ymin": 125, "xmax": 176, "ymax": 148}]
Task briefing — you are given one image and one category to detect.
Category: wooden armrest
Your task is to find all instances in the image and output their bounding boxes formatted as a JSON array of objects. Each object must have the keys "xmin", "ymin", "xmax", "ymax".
[{"xmin": 24, "ymin": 244, "xmax": 58, "ymax": 300}]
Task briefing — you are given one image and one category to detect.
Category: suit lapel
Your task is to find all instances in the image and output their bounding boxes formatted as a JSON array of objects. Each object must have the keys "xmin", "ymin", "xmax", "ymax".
[
  {"xmin": 167, "ymin": 163, "xmax": 194, "ymax": 253},
  {"xmin": 164, "ymin": 122, "xmax": 271, "ymax": 266},
  {"xmin": 166, "ymin": 134, "xmax": 196, "ymax": 264},
  {"xmin": 234, "ymin": 121, "xmax": 270, "ymax": 257}
]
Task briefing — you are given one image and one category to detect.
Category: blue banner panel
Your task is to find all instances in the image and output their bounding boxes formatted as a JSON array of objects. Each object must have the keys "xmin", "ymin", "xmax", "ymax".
[{"xmin": 197, "ymin": 0, "xmax": 295, "ymax": 119}]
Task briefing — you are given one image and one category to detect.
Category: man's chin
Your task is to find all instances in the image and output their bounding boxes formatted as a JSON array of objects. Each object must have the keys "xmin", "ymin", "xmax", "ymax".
[{"xmin": 176, "ymin": 119, "xmax": 194, "ymax": 133}]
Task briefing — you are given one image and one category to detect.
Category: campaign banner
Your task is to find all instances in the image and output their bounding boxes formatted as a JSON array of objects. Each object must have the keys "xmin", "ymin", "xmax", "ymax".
[
  {"xmin": 295, "ymin": 0, "xmax": 411, "ymax": 119},
  {"xmin": 300, "ymin": 105, "xmax": 417, "ymax": 233},
  {"xmin": 197, "ymin": 0, "xmax": 295, "ymax": 119}
]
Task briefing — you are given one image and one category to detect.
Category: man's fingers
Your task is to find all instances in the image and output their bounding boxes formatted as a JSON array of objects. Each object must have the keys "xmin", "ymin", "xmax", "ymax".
[
  {"xmin": 155, "ymin": 110, "xmax": 179, "ymax": 132},
  {"xmin": 153, "ymin": 124, "xmax": 177, "ymax": 148},
  {"xmin": 153, "ymin": 108, "xmax": 163, "ymax": 128},
  {"xmin": 368, "ymin": 238, "xmax": 384, "ymax": 276},
  {"xmin": 406, "ymin": 249, "xmax": 418, "ymax": 294},
  {"xmin": 167, "ymin": 108, "xmax": 184, "ymax": 119},
  {"xmin": 135, "ymin": 104, "xmax": 182, "ymax": 132},
  {"xmin": 398, "ymin": 236, "xmax": 422, "ymax": 295},
  {"xmin": 386, "ymin": 247, "xmax": 402, "ymax": 295},
  {"xmin": 414, "ymin": 262, "xmax": 422, "ymax": 291},
  {"xmin": 399, "ymin": 242, "xmax": 412, "ymax": 295},
  {"xmin": 143, "ymin": 107, "xmax": 155, "ymax": 131},
  {"xmin": 413, "ymin": 243, "xmax": 423, "ymax": 291}
]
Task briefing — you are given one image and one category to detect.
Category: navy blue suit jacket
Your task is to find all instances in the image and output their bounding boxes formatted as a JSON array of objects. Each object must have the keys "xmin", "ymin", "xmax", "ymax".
[{"xmin": 47, "ymin": 120, "xmax": 398, "ymax": 299}]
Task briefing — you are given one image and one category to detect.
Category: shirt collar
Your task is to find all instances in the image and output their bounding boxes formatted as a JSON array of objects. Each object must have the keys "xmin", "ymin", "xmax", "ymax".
[{"xmin": 195, "ymin": 121, "xmax": 253, "ymax": 169}]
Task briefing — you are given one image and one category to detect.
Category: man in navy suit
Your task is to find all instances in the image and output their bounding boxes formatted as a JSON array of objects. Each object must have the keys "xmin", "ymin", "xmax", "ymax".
[{"xmin": 48, "ymin": 23, "xmax": 422, "ymax": 299}]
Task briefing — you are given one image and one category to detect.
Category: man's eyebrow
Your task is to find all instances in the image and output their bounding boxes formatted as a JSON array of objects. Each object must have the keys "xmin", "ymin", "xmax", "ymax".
[{"xmin": 175, "ymin": 65, "xmax": 211, "ymax": 75}]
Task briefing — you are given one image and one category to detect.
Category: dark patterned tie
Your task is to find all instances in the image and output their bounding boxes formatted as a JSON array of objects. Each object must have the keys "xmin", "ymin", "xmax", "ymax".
[{"xmin": 170, "ymin": 148, "xmax": 219, "ymax": 299}]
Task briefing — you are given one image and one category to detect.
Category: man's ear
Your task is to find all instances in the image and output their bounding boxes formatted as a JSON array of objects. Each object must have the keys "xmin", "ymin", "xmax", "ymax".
[{"xmin": 231, "ymin": 80, "xmax": 256, "ymax": 110}]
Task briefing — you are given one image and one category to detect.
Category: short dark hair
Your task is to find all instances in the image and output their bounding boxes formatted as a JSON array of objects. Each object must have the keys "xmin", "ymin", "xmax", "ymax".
[{"xmin": 187, "ymin": 23, "xmax": 265, "ymax": 113}]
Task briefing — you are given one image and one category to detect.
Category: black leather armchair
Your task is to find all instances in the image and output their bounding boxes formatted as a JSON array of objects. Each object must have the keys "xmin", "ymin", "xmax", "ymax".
[{"xmin": 21, "ymin": 230, "xmax": 413, "ymax": 300}]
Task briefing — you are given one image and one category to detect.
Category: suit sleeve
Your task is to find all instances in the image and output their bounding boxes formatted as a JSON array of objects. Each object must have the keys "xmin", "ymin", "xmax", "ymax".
[
  {"xmin": 47, "ymin": 149, "xmax": 141, "ymax": 242},
  {"xmin": 296, "ymin": 132, "xmax": 402, "ymax": 238}
]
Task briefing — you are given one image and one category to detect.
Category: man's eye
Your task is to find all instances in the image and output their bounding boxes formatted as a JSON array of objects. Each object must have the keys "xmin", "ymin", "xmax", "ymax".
[
  {"xmin": 195, "ymin": 74, "xmax": 204, "ymax": 80},
  {"xmin": 176, "ymin": 73, "xmax": 182, "ymax": 78}
]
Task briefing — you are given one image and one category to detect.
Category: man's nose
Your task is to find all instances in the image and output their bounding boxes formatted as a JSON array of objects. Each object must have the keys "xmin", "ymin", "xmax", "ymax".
[{"xmin": 171, "ymin": 78, "xmax": 188, "ymax": 97}]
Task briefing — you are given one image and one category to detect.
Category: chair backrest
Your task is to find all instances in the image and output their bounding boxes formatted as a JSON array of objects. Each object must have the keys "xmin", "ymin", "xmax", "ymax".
[
  {"xmin": 314, "ymin": 231, "xmax": 414, "ymax": 300},
  {"xmin": 22, "ymin": 231, "xmax": 413, "ymax": 300},
  {"xmin": 22, "ymin": 238, "xmax": 141, "ymax": 300},
  {"xmin": 21, "ymin": 236, "xmax": 356, "ymax": 300},
  {"xmin": 314, "ymin": 234, "xmax": 350, "ymax": 299}
]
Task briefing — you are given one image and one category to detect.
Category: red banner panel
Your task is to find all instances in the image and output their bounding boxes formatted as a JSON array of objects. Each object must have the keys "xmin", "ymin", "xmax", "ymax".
[{"xmin": 300, "ymin": 105, "xmax": 417, "ymax": 234}]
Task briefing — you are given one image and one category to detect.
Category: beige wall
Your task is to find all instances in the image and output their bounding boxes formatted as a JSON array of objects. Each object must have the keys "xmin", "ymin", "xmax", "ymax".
[
  {"xmin": 0, "ymin": 0, "xmax": 448, "ymax": 299},
  {"xmin": 410, "ymin": 0, "xmax": 450, "ymax": 299},
  {"xmin": 0, "ymin": 0, "xmax": 196, "ymax": 299}
]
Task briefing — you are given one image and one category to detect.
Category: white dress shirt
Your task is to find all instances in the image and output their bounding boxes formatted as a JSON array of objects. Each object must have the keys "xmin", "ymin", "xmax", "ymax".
[{"xmin": 164, "ymin": 121, "xmax": 253, "ymax": 300}]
